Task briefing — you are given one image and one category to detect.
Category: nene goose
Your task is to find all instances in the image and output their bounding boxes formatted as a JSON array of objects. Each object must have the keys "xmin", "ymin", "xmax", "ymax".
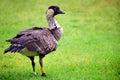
[{"xmin": 4, "ymin": 6, "xmax": 64, "ymax": 76}]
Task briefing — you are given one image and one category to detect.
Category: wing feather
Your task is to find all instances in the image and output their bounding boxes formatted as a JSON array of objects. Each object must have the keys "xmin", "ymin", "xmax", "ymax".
[{"xmin": 4, "ymin": 27, "xmax": 58, "ymax": 55}]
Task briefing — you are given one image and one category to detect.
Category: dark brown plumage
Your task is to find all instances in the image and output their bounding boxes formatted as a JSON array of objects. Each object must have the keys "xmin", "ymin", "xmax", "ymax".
[
  {"xmin": 5, "ymin": 27, "xmax": 58, "ymax": 54},
  {"xmin": 4, "ymin": 6, "xmax": 64, "ymax": 76}
]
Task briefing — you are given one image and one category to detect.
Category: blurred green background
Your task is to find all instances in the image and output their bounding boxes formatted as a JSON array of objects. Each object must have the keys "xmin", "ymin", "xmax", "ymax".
[{"xmin": 0, "ymin": 0, "xmax": 120, "ymax": 80}]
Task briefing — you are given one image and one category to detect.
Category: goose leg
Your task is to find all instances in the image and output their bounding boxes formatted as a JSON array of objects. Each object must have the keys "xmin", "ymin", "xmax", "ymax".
[
  {"xmin": 39, "ymin": 55, "xmax": 46, "ymax": 76},
  {"xmin": 29, "ymin": 56, "xmax": 36, "ymax": 75}
]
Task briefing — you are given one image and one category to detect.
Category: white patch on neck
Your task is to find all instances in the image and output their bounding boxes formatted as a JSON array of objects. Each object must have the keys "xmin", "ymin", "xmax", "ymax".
[
  {"xmin": 46, "ymin": 9, "xmax": 63, "ymax": 37},
  {"xmin": 46, "ymin": 9, "xmax": 62, "ymax": 30},
  {"xmin": 49, "ymin": 18, "xmax": 62, "ymax": 30}
]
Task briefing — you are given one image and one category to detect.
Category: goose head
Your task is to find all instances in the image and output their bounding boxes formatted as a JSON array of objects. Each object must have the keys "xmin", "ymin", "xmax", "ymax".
[{"xmin": 47, "ymin": 6, "xmax": 65, "ymax": 17}]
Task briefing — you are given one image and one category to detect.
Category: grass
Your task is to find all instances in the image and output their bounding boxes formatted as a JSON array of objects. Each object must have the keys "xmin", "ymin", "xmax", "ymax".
[{"xmin": 0, "ymin": 0, "xmax": 120, "ymax": 80}]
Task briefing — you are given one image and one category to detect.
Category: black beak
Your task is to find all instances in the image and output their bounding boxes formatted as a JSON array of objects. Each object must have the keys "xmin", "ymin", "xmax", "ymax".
[{"xmin": 58, "ymin": 10, "xmax": 65, "ymax": 14}]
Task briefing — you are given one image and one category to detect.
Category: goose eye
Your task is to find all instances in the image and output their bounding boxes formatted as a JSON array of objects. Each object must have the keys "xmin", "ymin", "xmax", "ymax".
[{"xmin": 54, "ymin": 8, "xmax": 57, "ymax": 11}]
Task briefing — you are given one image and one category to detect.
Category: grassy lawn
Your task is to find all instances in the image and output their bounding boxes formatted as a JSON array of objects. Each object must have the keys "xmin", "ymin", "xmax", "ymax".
[{"xmin": 0, "ymin": 0, "xmax": 120, "ymax": 80}]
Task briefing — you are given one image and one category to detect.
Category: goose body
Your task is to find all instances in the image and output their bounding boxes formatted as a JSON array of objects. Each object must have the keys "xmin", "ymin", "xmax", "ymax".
[
  {"xmin": 7, "ymin": 27, "xmax": 58, "ymax": 56},
  {"xmin": 4, "ymin": 6, "xmax": 64, "ymax": 76}
]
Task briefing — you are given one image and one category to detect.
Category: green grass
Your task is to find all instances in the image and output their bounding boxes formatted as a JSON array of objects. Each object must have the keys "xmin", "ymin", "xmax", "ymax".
[{"xmin": 0, "ymin": 0, "xmax": 120, "ymax": 80}]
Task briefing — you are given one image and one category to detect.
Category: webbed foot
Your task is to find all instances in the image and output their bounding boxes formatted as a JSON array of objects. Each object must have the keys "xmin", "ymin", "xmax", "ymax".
[{"xmin": 41, "ymin": 73, "xmax": 46, "ymax": 77}]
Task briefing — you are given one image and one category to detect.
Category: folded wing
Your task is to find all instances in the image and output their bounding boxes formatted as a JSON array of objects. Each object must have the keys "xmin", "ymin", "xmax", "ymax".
[{"xmin": 4, "ymin": 27, "xmax": 58, "ymax": 55}]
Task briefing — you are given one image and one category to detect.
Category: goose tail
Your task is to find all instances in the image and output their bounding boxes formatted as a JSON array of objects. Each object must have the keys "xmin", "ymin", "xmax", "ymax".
[{"xmin": 4, "ymin": 44, "xmax": 24, "ymax": 54}]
